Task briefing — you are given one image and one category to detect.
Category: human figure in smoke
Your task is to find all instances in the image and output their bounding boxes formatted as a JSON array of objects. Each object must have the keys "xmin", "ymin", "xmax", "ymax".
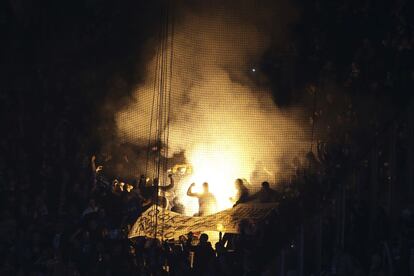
[
  {"xmin": 187, "ymin": 182, "xmax": 217, "ymax": 216},
  {"xmin": 249, "ymin": 181, "xmax": 279, "ymax": 203},
  {"xmin": 231, "ymin": 178, "xmax": 250, "ymax": 207},
  {"xmin": 217, "ymin": 179, "xmax": 250, "ymax": 254},
  {"xmin": 138, "ymin": 174, "xmax": 148, "ymax": 193},
  {"xmin": 140, "ymin": 174, "xmax": 175, "ymax": 209},
  {"xmin": 152, "ymin": 174, "xmax": 175, "ymax": 209}
]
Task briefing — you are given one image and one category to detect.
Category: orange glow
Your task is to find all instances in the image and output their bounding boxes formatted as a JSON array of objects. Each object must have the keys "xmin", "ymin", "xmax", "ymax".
[
  {"xmin": 176, "ymin": 142, "xmax": 253, "ymax": 216},
  {"xmin": 115, "ymin": 9, "xmax": 310, "ymax": 218}
]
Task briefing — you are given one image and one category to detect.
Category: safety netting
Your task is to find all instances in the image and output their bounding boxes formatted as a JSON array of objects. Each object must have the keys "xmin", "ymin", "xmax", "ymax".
[{"xmin": 115, "ymin": 1, "xmax": 313, "ymax": 218}]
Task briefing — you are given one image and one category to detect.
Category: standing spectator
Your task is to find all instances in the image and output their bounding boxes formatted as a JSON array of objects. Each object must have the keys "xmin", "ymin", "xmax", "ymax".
[
  {"xmin": 232, "ymin": 178, "xmax": 250, "ymax": 207},
  {"xmin": 187, "ymin": 182, "xmax": 217, "ymax": 216},
  {"xmin": 193, "ymin": 233, "xmax": 215, "ymax": 275}
]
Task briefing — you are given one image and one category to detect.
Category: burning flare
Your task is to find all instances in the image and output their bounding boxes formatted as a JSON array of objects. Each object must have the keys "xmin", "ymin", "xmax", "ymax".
[{"xmin": 176, "ymin": 143, "xmax": 250, "ymax": 215}]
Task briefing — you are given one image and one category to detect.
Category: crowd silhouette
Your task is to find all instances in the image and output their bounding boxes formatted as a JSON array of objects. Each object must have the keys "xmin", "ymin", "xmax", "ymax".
[{"xmin": 1, "ymin": 0, "xmax": 414, "ymax": 275}]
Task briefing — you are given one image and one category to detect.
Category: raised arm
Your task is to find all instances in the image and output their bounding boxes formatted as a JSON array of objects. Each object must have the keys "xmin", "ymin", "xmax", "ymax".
[{"xmin": 186, "ymin": 183, "xmax": 198, "ymax": 197}]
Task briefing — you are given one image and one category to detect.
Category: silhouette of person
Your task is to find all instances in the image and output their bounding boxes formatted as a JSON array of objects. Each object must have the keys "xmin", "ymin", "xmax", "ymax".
[
  {"xmin": 250, "ymin": 181, "xmax": 279, "ymax": 203},
  {"xmin": 187, "ymin": 182, "xmax": 217, "ymax": 216},
  {"xmin": 232, "ymin": 178, "xmax": 249, "ymax": 207},
  {"xmin": 193, "ymin": 233, "xmax": 215, "ymax": 274}
]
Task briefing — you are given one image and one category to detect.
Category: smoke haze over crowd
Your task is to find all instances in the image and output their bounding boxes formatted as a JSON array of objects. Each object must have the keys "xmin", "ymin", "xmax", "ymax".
[{"xmin": 114, "ymin": 1, "xmax": 310, "ymax": 212}]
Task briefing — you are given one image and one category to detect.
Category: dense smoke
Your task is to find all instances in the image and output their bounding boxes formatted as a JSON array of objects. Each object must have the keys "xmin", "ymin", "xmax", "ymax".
[{"xmin": 115, "ymin": 0, "xmax": 310, "ymax": 205}]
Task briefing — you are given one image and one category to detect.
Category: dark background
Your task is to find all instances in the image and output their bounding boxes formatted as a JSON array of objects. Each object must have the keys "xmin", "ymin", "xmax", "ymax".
[{"xmin": 1, "ymin": 0, "xmax": 414, "ymax": 275}]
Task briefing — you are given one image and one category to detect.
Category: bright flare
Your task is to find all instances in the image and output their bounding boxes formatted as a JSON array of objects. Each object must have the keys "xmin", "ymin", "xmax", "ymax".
[{"xmin": 177, "ymin": 143, "xmax": 251, "ymax": 216}]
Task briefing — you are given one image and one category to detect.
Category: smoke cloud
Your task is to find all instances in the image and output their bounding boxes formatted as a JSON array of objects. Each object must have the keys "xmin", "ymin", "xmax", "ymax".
[{"xmin": 115, "ymin": 0, "xmax": 310, "ymax": 196}]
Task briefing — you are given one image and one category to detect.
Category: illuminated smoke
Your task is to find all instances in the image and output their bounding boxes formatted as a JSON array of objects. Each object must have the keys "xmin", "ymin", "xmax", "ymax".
[{"xmin": 116, "ymin": 2, "xmax": 309, "ymax": 214}]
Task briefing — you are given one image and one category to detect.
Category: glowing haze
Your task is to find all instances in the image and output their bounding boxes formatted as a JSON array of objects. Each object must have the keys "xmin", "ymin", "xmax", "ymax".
[{"xmin": 116, "ymin": 3, "xmax": 309, "ymax": 215}]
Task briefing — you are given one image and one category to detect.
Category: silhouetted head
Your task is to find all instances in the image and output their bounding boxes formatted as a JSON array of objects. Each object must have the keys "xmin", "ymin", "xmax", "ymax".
[
  {"xmin": 261, "ymin": 181, "xmax": 270, "ymax": 190},
  {"xmin": 235, "ymin": 178, "xmax": 248, "ymax": 192},
  {"xmin": 199, "ymin": 233, "xmax": 209, "ymax": 243},
  {"xmin": 235, "ymin": 178, "xmax": 243, "ymax": 189},
  {"xmin": 202, "ymin": 182, "xmax": 209, "ymax": 193}
]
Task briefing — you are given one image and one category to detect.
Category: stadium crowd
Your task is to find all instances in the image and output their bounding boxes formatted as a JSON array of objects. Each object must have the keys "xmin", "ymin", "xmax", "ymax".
[
  {"xmin": 1, "ymin": 0, "xmax": 414, "ymax": 275},
  {"xmin": 0, "ymin": 151, "xmax": 281, "ymax": 275}
]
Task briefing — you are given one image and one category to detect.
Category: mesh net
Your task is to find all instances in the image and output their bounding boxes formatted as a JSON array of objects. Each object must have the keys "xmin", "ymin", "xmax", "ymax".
[{"xmin": 115, "ymin": 1, "xmax": 312, "ymax": 216}]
